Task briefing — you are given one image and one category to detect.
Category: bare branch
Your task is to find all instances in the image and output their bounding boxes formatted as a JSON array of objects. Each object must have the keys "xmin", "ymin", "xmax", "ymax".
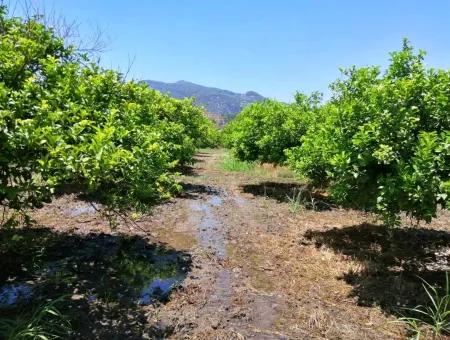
[
  {"xmin": 5, "ymin": 0, "xmax": 110, "ymax": 56},
  {"xmin": 123, "ymin": 54, "xmax": 137, "ymax": 80}
]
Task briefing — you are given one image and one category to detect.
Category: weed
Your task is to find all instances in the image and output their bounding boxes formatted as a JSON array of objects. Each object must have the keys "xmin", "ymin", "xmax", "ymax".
[
  {"xmin": 397, "ymin": 273, "xmax": 450, "ymax": 339},
  {"xmin": 286, "ymin": 188, "xmax": 320, "ymax": 213},
  {"xmin": 286, "ymin": 188, "xmax": 304, "ymax": 214},
  {"xmin": 0, "ymin": 297, "xmax": 71, "ymax": 339}
]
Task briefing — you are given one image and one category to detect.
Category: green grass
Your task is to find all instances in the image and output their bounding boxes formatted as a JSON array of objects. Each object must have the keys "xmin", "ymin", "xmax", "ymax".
[
  {"xmin": 217, "ymin": 152, "xmax": 297, "ymax": 179},
  {"xmin": 218, "ymin": 154, "xmax": 255, "ymax": 172},
  {"xmin": 0, "ymin": 298, "xmax": 71, "ymax": 339},
  {"xmin": 396, "ymin": 273, "xmax": 450, "ymax": 339},
  {"xmin": 286, "ymin": 188, "xmax": 303, "ymax": 214}
]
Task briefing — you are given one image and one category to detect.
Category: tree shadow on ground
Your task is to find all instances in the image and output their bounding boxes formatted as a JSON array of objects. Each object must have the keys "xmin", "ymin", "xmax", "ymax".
[
  {"xmin": 241, "ymin": 181, "xmax": 332, "ymax": 211},
  {"xmin": 0, "ymin": 227, "xmax": 191, "ymax": 339},
  {"xmin": 304, "ymin": 223, "xmax": 450, "ymax": 315},
  {"xmin": 178, "ymin": 183, "xmax": 222, "ymax": 200},
  {"xmin": 174, "ymin": 158, "xmax": 204, "ymax": 177}
]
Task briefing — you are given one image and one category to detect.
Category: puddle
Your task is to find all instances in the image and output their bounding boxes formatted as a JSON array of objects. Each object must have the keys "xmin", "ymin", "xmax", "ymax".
[
  {"xmin": 139, "ymin": 276, "xmax": 186, "ymax": 305},
  {"xmin": 0, "ymin": 283, "xmax": 33, "ymax": 306},
  {"xmin": 0, "ymin": 234, "xmax": 190, "ymax": 307},
  {"xmin": 209, "ymin": 195, "xmax": 223, "ymax": 206},
  {"xmin": 233, "ymin": 196, "xmax": 247, "ymax": 207},
  {"xmin": 189, "ymin": 193, "xmax": 233, "ymax": 319},
  {"xmin": 249, "ymin": 294, "xmax": 279, "ymax": 330},
  {"xmin": 209, "ymin": 270, "xmax": 232, "ymax": 307},
  {"xmin": 189, "ymin": 195, "xmax": 227, "ymax": 260},
  {"xmin": 67, "ymin": 204, "xmax": 98, "ymax": 217}
]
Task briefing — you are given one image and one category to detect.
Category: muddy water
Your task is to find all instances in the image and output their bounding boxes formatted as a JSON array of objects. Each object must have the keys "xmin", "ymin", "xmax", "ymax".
[
  {"xmin": 0, "ymin": 235, "xmax": 190, "ymax": 308},
  {"xmin": 188, "ymin": 192, "xmax": 235, "ymax": 325},
  {"xmin": 190, "ymin": 195, "xmax": 227, "ymax": 260},
  {"xmin": 139, "ymin": 276, "xmax": 186, "ymax": 305},
  {"xmin": 64, "ymin": 202, "xmax": 99, "ymax": 217}
]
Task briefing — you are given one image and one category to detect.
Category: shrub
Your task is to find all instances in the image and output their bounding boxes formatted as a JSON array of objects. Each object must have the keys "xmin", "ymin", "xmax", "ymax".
[
  {"xmin": 288, "ymin": 40, "xmax": 450, "ymax": 225},
  {"xmin": 223, "ymin": 96, "xmax": 319, "ymax": 164}
]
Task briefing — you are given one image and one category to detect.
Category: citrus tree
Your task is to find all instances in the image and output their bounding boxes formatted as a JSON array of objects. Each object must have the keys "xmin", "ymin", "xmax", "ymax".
[
  {"xmin": 223, "ymin": 97, "xmax": 319, "ymax": 164},
  {"xmin": 0, "ymin": 6, "xmax": 217, "ymax": 214},
  {"xmin": 288, "ymin": 40, "xmax": 450, "ymax": 225}
]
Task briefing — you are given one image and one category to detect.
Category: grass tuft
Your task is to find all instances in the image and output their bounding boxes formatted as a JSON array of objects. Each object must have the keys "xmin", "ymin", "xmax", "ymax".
[
  {"xmin": 286, "ymin": 188, "xmax": 303, "ymax": 214},
  {"xmin": 0, "ymin": 298, "xmax": 71, "ymax": 339},
  {"xmin": 397, "ymin": 272, "xmax": 450, "ymax": 339}
]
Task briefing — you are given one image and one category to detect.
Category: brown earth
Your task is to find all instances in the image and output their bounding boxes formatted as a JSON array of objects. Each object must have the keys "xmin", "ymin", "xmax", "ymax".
[{"xmin": 4, "ymin": 149, "xmax": 450, "ymax": 339}]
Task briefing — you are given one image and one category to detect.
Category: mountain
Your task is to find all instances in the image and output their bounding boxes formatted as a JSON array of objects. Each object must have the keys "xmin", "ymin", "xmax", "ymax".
[{"xmin": 143, "ymin": 80, "xmax": 265, "ymax": 122}]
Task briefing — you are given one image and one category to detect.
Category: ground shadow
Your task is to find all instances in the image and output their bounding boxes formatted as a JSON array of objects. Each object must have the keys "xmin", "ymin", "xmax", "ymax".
[
  {"xmin": 241, "ymin": 181, "xmax": 331, "ymax": 211},
  {"xmin": 178, "ymin": 183, "xmax": 222, "ymax": 200},
  {"xmin": 176, "ymin": 164, "xmax": 199, "ymax": 177},
  {"xmin": 304, "ymin": 223, "xmax": 450, "ymax": 315},
  {"xmin": 174, "ymin": 157, "xmax": 205, "ymax": 177},
  {"xmin": 175, "ymin": 153, "xmax": 209, "ymax": 176},
  {"xmin": 0, "ymin": 227, "xmax": 191, "ymax": 339}
]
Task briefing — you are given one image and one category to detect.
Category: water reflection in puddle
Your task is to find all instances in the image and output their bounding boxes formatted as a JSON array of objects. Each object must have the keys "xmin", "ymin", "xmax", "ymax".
[
  {"xmin": 190, "ymin": 194, "xmax": 227, "ymax": 260},
  {"xmin": 208, "ymin": 195, "xmax": 223, "ymax": 207},
  {"xmin": 68, "ymin": 204, "xmax": 97, "ymax": 217},
  {"xmin": 0, "ymin": 283, "xmax": 33, "ymax": 306},
  {"xmin": 0, "ymin": 235, "xmax": 190, "ymax": 308},
  {"xmin": 139, "ymin": 276, "xmax": 185, "ymax": 305}
]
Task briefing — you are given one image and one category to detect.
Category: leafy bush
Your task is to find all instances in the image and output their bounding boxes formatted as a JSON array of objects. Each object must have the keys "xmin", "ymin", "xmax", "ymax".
[
  {"xmin": 0, "ymin": 6, "xmax": 217, "ymax": 214},
  {"xmin": 288, "ymin": 40, "xmax": 450, "ymax": 225},
  {"xmin": 223, "ymin": 96, "xmax": 320, "ymax": 164}
]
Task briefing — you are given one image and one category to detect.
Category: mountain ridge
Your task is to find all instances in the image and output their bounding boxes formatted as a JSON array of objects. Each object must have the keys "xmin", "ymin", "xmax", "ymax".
[{"xmin": 143, "ymin": 79, "xmax": 265, "ymax": 122}]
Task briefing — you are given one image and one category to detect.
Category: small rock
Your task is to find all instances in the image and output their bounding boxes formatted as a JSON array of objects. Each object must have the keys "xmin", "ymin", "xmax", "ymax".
[
  {"xmin": 210, "ymin": 318, "xmax": 220, "ymax": 329},
  {"xmin": 71, "ymin": 294, "xmax": 84, "ymax": 301}
]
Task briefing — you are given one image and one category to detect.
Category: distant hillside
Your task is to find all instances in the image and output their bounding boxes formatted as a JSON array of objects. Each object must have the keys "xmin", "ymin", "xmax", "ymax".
[{"xmin": 143, "ymin": 80, "xmax": 265, "ymax": 122}]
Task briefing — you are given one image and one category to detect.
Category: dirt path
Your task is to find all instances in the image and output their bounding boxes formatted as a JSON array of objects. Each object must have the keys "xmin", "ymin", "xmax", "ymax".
[
  {"xmin": 19, "ymin": 149, "xmax": 450, "ymax": 339},
  {"xmin": 134, "ymin": 150, "xmax": 406, "ymax": 339},
  {"xmin": 143, "ymin": 150, "xmax": 291, "ymax": 339}
]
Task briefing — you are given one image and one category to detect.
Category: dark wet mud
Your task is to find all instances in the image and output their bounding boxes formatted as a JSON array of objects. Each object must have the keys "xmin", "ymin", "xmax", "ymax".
[{"xmin": 0, "ymin": 229, "xmax": 190, "ymax": 338}]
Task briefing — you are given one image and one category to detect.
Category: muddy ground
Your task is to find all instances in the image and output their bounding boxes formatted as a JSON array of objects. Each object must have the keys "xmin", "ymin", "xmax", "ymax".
[{"xmin": 2, "ymin": 149, "xmax": 450, "ymax": 339}]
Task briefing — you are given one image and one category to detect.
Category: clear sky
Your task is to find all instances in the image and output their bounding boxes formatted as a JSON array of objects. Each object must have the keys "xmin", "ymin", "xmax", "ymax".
[{"xmin": 9, "ymin": 1, "xmax": 450, "ymax": 101}]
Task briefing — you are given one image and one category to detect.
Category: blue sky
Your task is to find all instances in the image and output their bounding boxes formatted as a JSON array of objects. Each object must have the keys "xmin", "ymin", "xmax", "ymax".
[{"xmin": 10, "ymin": 1, "xmax": 450, "ymax": 101}]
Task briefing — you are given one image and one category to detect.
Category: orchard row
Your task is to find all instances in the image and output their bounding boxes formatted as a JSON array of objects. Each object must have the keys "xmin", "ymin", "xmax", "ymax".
[
  {"xmin": 0, "ymin": 7, "xmax": 217, "ymax": 215},
  {"xmin": 223, "ymin": 40, "xmax": 450, "ymax": 225}
]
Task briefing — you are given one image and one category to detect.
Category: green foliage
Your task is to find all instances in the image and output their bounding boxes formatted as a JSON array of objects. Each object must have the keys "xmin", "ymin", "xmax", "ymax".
[
  {"xmin": 288, "ymin": 39, "xmax": 450, "ymax": 225},
  {"xmin": 0, "ymin": 6, "xmax": 217, "ymax": 214},
  {"xmin": 223, "ymin": 97, "xmax": 319, "ymax": 164},
  {"xmin": 0, "ymin": 298, "xmax": 71, "ymax": 339}
]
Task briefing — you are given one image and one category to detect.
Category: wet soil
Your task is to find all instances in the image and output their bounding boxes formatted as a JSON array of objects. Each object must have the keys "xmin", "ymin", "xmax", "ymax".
[{"xmin": 2, "ymin": 149, "xmax": 450, "ymax": 339}]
